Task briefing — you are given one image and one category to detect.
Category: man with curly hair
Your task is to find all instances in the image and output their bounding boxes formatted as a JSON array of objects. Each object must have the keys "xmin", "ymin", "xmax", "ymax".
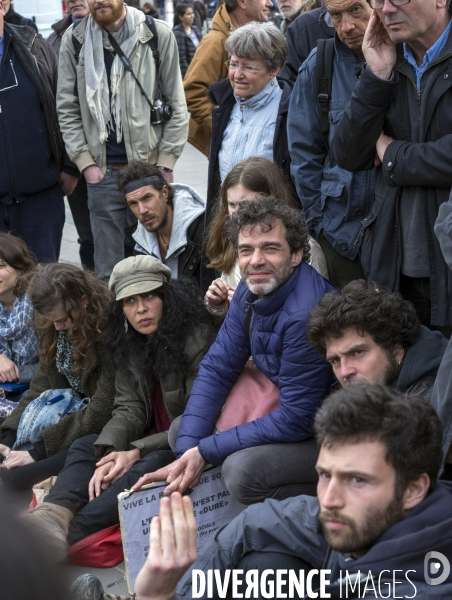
[
  {"xmin": 306, "ymin": 279, "xmax": 447, "ymax": 396},
  {"xmin": 133, "ymin": 198, "xmax": 336, "ymax": 505}
]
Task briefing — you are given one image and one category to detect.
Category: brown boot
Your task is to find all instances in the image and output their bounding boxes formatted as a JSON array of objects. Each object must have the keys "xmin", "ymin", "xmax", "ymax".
[{"xmin": 20, "ymin": 502, "xmax": 73, "ymax": 562}]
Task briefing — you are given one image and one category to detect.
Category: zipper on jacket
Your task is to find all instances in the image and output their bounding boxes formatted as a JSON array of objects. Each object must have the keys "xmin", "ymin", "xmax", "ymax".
[{"xmin": 240, "ymin": 99, "xmax": 244, "ymax": 123}]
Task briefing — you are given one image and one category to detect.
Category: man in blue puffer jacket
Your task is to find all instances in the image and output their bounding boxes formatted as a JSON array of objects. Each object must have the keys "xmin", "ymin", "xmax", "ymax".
[{"xmin": 133, "ymin": 198, "xmax": 335, "ymax": 504}]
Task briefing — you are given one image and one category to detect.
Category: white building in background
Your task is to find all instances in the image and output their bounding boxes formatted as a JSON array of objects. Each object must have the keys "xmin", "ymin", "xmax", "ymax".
[{"xmin": 13, "ymin": 0, "xmax": 63, "ymax": 37}]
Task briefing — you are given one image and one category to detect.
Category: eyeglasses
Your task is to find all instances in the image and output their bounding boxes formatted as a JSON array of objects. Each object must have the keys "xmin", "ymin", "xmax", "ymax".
[
  {"xmin": 225, "ymin": 60, "xmax": 263, "ymax": 74},
  {"xmin": 0, "ymin": 59, "xmax": 19, "ymax": 93},
  {"xmin": 368, "ymin": 0, "xmax": 410, "ymax": 9}
]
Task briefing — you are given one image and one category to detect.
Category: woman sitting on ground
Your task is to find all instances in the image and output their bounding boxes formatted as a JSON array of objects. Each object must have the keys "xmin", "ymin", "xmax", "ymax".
[
  {"xmin": 0, "ymin": 263, "xmax": 115, "ymax": 492},
  {"xmin": 0, "ymin": 233, "xmax": 38, "ymax": 386},
  {"xmin": 205, "ymin": 157, "xmax": 328, "ymax": 316},
  {"xmin": 205, "ymin": 22, "xmax": 292, "ymax": 227},
  {"xmin": 20, "ymin": 256, "xmax": 217, "ymax": 561}
]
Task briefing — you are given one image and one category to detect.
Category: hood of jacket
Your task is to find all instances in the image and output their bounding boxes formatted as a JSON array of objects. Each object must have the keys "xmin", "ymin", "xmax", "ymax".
[
  {"xmin": 211, "ymin": 4, "xmax": 234, "ymax": 35},
  {"xmin": 331, "ymin": 482, "xmax": 452, "ymax": 587},
  {"xmin": 392, "ymin": 325, "xmax": 447, "ymax": 392},
  {"xmin": 132, "ymin": 183, "xmax": 205, "ymax": 258}
]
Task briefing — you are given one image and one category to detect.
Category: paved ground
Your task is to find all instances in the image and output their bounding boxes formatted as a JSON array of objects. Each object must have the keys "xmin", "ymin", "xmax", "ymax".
[{"xmin": 15, "ymin": 143, "xmax": 209, "ymax": 597}]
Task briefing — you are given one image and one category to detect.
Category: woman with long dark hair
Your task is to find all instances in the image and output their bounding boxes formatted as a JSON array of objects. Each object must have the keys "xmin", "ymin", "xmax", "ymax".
[
  {"xmin": 20, "ymin": 256, "xmax": 217, "ymax": 561},
  {"xmin": 173, "ymin": 2, "xmax": 202, "ymax": 77},
  {"xmin": 0, "ymin": 263, "xmax": 115, "ymax": 492}
]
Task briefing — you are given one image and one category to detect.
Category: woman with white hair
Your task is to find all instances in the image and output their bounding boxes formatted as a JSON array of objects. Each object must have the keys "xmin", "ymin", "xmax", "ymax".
[{"xmin": 205, "ymin": 22, "xmax": 293, "ymax": 225}]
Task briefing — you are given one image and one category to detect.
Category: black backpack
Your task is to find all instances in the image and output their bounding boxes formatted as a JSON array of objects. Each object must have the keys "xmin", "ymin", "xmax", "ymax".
[{"xmin": 315, "ymin": 37, "xmax": 335, "ymax": 153}]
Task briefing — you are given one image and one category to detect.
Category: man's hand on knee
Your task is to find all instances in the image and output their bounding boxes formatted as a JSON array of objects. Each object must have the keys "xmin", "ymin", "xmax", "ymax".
[
  {"xmin": 134, "ymin": 492, "xmax": 197, "ymax": 600},
  {"xmin": 132, "ymin": 448, "xmax": 206, "ymax": 496}
]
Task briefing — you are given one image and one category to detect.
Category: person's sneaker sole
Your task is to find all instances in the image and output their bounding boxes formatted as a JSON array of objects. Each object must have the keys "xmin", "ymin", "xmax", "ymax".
[{"xmin": 71, "ymin": 574, "xmax": 104, "ymax": 600}]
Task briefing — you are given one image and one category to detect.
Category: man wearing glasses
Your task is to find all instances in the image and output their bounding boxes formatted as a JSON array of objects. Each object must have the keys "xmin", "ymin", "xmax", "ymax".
[
  {"xmin": 331, "ymin": 0, "xmax": 452, "ymax": 337},
  {"xmin": 0, "ymin": 0, "xmax": 78, "ymax": 262}
]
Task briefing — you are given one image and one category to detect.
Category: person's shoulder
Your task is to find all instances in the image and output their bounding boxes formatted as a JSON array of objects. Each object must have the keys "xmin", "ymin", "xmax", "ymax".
[{"xmin": 289, "ymin": 7, "xmax": 324, "ymax": 33}]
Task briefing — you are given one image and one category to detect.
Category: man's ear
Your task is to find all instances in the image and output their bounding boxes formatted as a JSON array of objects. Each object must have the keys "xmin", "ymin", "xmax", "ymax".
[
  {"xmin": 291, "ymin": 248, "xmax": 303, "ymax": 269},
  {"xmin": 81, "ymin": 294, "xmax": 89, "ymax": 309},
  {"xmin": 402, "ymin": 473, "xmax": 430, "ymax": 512},
  {"xmin": 236, "ymin": 0, "xmax": 247, "ymax": 10}
]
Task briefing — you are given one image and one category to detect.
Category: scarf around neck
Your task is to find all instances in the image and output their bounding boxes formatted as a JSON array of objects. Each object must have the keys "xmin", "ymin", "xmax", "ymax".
[
  {"xmin": 84, "ymin": 5, "xmax": 145, "ymax": 144},
  {"xmin": 0, "ymin": 295, "xmax": 38, "ymax": 366},
  {"xmin": 56, "ymin": 330, "xmax": 83, "ymax": 394}
]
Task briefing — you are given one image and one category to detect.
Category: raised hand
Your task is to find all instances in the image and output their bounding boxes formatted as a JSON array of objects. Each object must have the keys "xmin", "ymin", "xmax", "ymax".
[
  {"xmin": 134, "ymin": 493, "xmax": 197, "ymax": 600},
  {"xmin": 363, "ymin": 11, "xmax": 397, "ymax": 80}
]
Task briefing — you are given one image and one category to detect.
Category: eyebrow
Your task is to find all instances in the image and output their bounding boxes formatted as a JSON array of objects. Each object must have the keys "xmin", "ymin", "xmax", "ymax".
[
  {"xmin": 315, "ymin": 465, "xmax": 375, "ymax": 479},
  {"xmin": 237, "ymin": 241, "xmax": 284, "ymax": 250},
  {"xmin": 326, "ymin": 343, "xmax": 368, "ymax": 363}
]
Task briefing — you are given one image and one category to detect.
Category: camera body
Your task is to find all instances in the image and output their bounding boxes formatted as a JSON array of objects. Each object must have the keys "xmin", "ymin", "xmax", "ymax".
[{"xmin": 151, "ymin": 98, "xmax": 173, "ymax": 125}]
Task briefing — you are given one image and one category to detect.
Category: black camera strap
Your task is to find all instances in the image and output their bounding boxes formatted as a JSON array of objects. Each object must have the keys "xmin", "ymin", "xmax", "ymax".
[{"xmin": 106, "ymin": 17, "xmax": 166, "ymax": 105}]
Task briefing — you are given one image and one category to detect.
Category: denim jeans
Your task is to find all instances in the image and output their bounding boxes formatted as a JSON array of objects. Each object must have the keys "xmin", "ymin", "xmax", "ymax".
[
  {"xmin": 47, "ymin": 434, "xmax": 175, "ymax": 545},
  {"xmin": 169, "ymin": 417, "xmax": 319, "ymax": 504},
  {"xmin": 67, "ymin": 176, "xmax": 94, "ymax": 271},
  {"xmin": 87, "ymin": 167, "xmax": 137, "ymax": 281}
]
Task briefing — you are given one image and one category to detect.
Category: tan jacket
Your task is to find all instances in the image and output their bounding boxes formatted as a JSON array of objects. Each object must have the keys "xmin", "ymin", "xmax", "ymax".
[
  {"xmin": 183, "ymin": 5, "xmax": 234, "ymax": 157},
  {"xmin": 57, "ymin": 17, "xmax": 188, "ymax": 173}
]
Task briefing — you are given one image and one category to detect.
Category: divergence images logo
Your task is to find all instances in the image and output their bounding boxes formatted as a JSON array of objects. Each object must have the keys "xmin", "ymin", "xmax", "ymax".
[{"xmin": 424, "ymin": 551, "xmax": 450, "ymax": 586}]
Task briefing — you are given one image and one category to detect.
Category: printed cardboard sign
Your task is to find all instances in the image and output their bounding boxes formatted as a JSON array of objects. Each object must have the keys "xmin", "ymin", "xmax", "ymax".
[{"xmin": 118, "ymin": 465, "xmax": 245, "ymax": 594}]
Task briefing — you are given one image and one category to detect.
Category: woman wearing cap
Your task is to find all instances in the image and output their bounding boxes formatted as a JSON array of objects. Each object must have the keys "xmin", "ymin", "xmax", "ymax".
[{"xmin": 20, "ymin": 256, "xmax": 217, "ymax": 561}]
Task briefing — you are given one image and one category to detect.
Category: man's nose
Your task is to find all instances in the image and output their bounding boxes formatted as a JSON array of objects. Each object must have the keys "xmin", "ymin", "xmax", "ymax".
[
  {"xmin": 54, "ymin": 322, "xmax": 66, "ymax": 331},
  {"xmin": 321, "ymin": 478, "xmax": 344, "ymax": 511},
  {"xmin": 337, "ymin": 359, "xmax": 356, "ymax": 381},
  {"xmin": 250, "ymin": 249, "xmax": 266, "ymax": 266},
  {"xmin": 341, "ymin": 15, "xmax": 355, "ymax": 33},
  {"xmin": 380, "ymin": 0, "xmax": 398, "ymax": 14}
]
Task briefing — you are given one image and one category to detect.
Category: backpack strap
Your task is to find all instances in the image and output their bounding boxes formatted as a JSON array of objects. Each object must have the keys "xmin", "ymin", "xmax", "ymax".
[
  {"xmin": 144, "ymin": 15, "xmax": 160, "ymax": 70},
  {"xmin": 71, "ymin": 18, "xmax": 83, "ymax": 65},
  {"xmin": 315, "ymin": 37, "xmax": 335, "ymax": 153}
]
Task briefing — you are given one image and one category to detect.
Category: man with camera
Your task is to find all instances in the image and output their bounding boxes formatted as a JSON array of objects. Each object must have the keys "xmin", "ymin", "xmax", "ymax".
[{"xmin": 57, "ymin": 0, "xmax": 188, "ymax": 281}]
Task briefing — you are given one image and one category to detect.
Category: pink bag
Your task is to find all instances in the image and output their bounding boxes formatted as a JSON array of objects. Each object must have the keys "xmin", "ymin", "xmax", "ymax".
[{"xmin": 215, "ymin": 360, "xmax": 280, "ymax": 431}]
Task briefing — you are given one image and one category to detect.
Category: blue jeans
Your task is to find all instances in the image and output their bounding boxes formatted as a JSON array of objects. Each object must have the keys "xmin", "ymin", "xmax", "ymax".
[
  {"xmin": 0, "ymin": 183, "xmax": 65, "ymax": 262},
  {"xmin": 87, "ymin": 167, "xmax": 137, "ymax": 281}
]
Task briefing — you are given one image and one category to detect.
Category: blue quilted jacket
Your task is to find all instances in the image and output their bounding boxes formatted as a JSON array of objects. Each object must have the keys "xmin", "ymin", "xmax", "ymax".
[{"xmin": 175, "ymin": 262, "xmax": 336, "ymax": 465}]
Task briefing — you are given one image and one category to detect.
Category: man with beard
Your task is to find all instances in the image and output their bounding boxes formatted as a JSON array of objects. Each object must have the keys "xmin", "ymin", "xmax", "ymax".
[
  {"xmin": 57, "ymin": 0, "xmax": 188, "ymax": 282},
  {"xmin": 306, "ymin": 279, "xmax": 447, "ymax": 397},
  {"xmin": 117, "ymin": 160, "xmax": 215, "ymax": 291},
  {"xmin": 331, "ymin": 0, "xmax": 452, "ymax": 335},
  {"xmin": 76, "ymin": 385, "xmax": 452, "ymax": 600},
  {"xmin": 131, "ymin": 198, "xmax": 336, "ymax": 505}
]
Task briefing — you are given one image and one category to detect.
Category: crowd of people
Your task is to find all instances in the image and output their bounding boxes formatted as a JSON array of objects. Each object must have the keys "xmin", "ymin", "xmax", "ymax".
[{"xmin": 1, "ymin": 0, "xmax": 452, "ymax": 598}]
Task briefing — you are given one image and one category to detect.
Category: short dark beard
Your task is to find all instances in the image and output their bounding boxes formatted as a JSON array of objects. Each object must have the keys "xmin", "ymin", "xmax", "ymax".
[
  {"xmin": 319, "ymin": 493, "xmax": 405, "ymax": 557},
  {"xmin": 90, "ymin": 0, "xmax": 125, "ymax": 26}
]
